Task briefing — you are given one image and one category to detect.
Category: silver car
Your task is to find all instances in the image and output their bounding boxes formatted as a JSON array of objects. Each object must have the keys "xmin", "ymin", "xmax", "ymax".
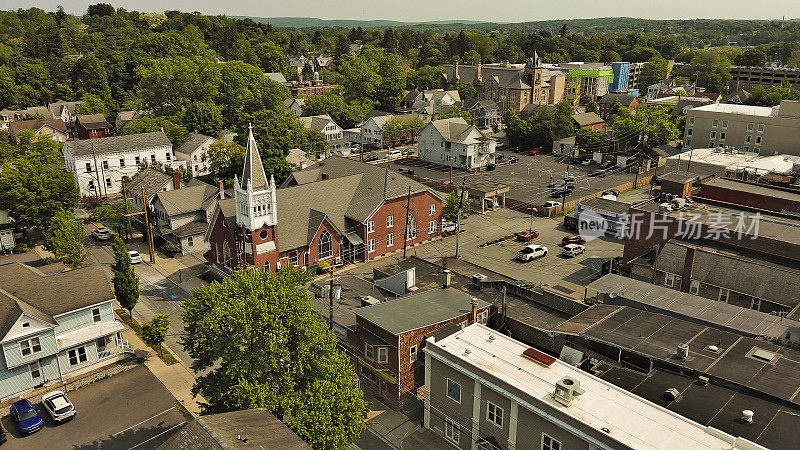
[
  {"xmin": 41, "ymin": 390, "xmax": 76, "ymax": 423},
  {"xmin": 92, "ymin": 227, "xmax": 113, "ymax": 240},
  {"xmin": 128, "ymin": 250, "xmax": 143, "ymax": 264}
]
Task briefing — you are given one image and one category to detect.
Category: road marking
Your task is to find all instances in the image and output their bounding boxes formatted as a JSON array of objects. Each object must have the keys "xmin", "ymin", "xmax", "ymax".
[
  {"xmin": 111, "ymin": 407, "xmax": 175, "ymax": 436},
  {"xmin": 127, "ymin": 421, "xmax": 186, "ymax": 449}
]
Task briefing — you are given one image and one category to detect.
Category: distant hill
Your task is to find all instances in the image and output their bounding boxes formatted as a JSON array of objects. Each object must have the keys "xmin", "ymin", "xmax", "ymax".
[{"xmin": 233, "ymin": 16, "xmax": 495, "ymax": 29}]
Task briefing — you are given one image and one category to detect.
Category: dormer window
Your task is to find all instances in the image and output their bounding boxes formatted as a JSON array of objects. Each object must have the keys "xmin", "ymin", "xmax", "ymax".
[{"xmin": 22, "ymin": 322, "xmax": 30, "ymax": 328}]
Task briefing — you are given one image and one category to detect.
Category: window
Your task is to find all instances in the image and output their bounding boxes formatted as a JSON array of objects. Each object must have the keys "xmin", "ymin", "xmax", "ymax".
[
  {"xmin": 377, "ymin": 347, "xmax": 388, "ymax": 363},
  {"xmin": 386, "ymin": 215, "xmax": 393, "ymax": 228},
  {"xmin": 88, "ymin": 180, "xmax": 95, "ymax": 191},
  {"xmin": 478, "ymin": 310, "xmax": 488, "ymax": 324},
  {"xmin": 410, "ymin": 345, "xmax": 418, "ymax": 363},
  {"xmin": 102, "ymin": 160, "xmax": 109, "ymax": 170},
  {"xmin": 689, "ymin": 280, "xmax": 700, "ymax": 295},
  {"xmin": 96, "ymin": 337, "xmax": 107, "ymax": 353},
  {"xmin": 751, "ymin": 298, "xmax": 761, "ymax": 311},
  {"xmin": 119, "ymin": 158, "xmax": 125, "ymax": 167},
  {"xmin": 664, "ymin": 273, "xmax": 675, "ymax": 287},
  {"xmin": 542, "ymin": 433, "xmax": 562, "ymax": 450},
  {"xmin": 685, "ymin": 139, "xmax": 691, "ymax": 147},
  {"xmin": 712, "ymin": 119, "xmax": 719, "ymax": 127},
  {"xmin": 360, "ymin": 365, "xmax": 377, "ymax": 383},
  {"xmin": 444, "ymin": 418, "xmax": 459, "ymax": 444},
  {"xmin": 289, "ymin": 250, "xmax": 298, "ymax": 267},
  {"xmin": 722, "ymin": 120, "xmax": 728, "ymax": 128},
  {"xmin": 91, "ymin": 129, "xmax": 98, "ymax": 136},
  {"xmin": 364, "ymin": 343, "xmax": 374, "ymax": 360},
  {"xmin": 719, "ymin": 289, "xmax": 730, "ymax": 303},
  {"xmin": 165, "ymin": 152, "xmax": 171, "ymax": 161},
  {"xmin": 368, "ymin": 238, "xmax": 376, "ymax": 253},
  {"xmin": 85, "ymin": 162, "xmax": 92, "ymax": 173},
  {"xmin": 150, "ymin": 154, "xmax": 156, "ymax": 163},
  {"xmin": 744, "ymin": 146, "xmax": 749, "ymax": 152},
  {"xmin": 446, "ymin": 378, "xmax": 461, "ymax": 403},
  {"xmin": 745, "ymin": 135, "xmax": 751, "ymax": 143},
  {"xmin": 710, "ymin": 131, "xmax": 716, "ymax": 139},
  {"xmin": 686, "ymin": 128, "xmax": 692, "ymax": 136},
  {"xmin": 92, "ymin": 308, "xmax": 102, "ymax": 323},
  {"xmin": 135, "ymin": 156, "xmax": 141, "ymax": 165},
  {"xmin": 366, "ymin": 221, "xmax": 375, "ymax": 233},
  {"xmin": 29, "ymin": 362, "xmax": 41, "ymax": 381},
  {"xmin": 187, "ymin": 236, "xmax": 194, "ymax": 247},
  {"xmin": 425, "ymin": 220, "xmax": 436, "ymax": 235},
  {"xmin": 22, "ymin": 322, "xmax": 29, "ymax": 328},
  {"xmin": 429, "ymin": 204, "xmax": 436, "ymax": 216},
  {"xmin": 318, "ymin": 231, "xmax": 332, "ymax": 259},
  {"xmin": 487, "ymin": 401, "xmax": 503, "ymax": 427},
  {"xmin": 68, "ymin": 346, "xmax": 87, "ymax": 366},
  {"xmin": 720, "ymin": 132, "xmax": 726, "ymax": 140},
  {"xmin": 747, "ymin": 122, "xmax": 754, "ymax": 131},
  {"xmin": 20, "ymin": 337, "xmax": 41, "ymax": 357},
  {"xmin": 688, "ymin": 117, "xmax": 695, "ymax": 125},
  {"xmin": 106, "ymin": 178, "xmax": 112, "ymax": 189},
  {"xmin": 757, "ymin": 124, "xmax": 765, "ymax": 132},
  {"xmin": 387, "ymin": 233, "xmax": 394, "ymax": 248},
  {"xmin": 755, "ymin": 136, "xmax": 762, "ymax": 144}
]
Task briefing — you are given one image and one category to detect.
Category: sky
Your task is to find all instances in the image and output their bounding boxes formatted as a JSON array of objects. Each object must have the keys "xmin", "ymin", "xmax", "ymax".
[{"xmin": 1, "ymin": 0, "xmax": 796, "ymax": 22}]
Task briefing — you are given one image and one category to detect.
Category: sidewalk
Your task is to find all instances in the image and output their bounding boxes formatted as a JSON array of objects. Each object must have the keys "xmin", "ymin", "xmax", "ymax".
[{"xmin": 119, "ymin": 322, "xmax": 206, "ymax": 417}]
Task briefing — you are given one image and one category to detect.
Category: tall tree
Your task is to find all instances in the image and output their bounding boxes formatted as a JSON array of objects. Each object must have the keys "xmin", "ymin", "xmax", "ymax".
[
  {"xmin": 203, "ymin": 140, "xmax": 246, "ymax": 184},
  {"xmin": 142, "ymin": 314, "xmax": 171, "ymax": 356},
  {"xmin": 182, "ymin": 267, "xmax": 367, "ymax": 449},
  {"xmin": 182, "ymin": 101, "xmax": 224, "ymax": 137},
  {"xmin": 111, "ymin": 236, "xmax": 140, "ymax": 316},
  {"xmin": 45, "ymin": 209, "xmax": 88, "ymax": 269}
]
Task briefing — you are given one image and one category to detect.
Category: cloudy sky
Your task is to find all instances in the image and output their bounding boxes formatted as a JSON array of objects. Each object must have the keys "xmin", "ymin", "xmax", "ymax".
[{"xmin": 2, "ymin": 0, "xmax": 795, "ymax": 22}]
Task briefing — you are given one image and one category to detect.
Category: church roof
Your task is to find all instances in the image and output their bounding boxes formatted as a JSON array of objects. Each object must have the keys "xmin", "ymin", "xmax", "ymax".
[{"xmin": 240, "ymin": 124, "xmax": 269, "ymax": 191}]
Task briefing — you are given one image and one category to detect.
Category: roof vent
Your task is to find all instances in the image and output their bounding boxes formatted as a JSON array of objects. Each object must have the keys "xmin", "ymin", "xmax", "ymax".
[
  {"xmin": 554, "ymin": 377, "xmax": 585, "ymax": 407},
  {"xmin": 464, "ymin": 348, "xmax": 471, "ymax": 355},
  {"xmin": 662, "ymin": 388, "xmax": 680, "ymax": 401},
  {"xmin": 677, "ymin": 343, "xmax": 689, "ymax": 359},
  {"xmin": 488, "ymin": 334, "xmax": 496, "ymax": 342},
  {"xmin": 741, "ymin": 410, "xmax": 754, "ymax": 423}
]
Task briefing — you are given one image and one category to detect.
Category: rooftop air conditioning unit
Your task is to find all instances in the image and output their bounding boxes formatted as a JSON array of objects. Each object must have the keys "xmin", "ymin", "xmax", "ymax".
[
  {"xmin": 658, "ymin": 203, "xmax": 673, "ymax": 213},
  {"xmin": 677, "ymin": 343, "xmax": 689, "ymax": 359},
  {"xmin": 672, "ymin": 198, "xmax": 687, "ymax": 210},
  {"xmin": 472, "ymin": 273, "xmax": 488, "ymax": 284},
  {"xmin": 553, "ymin": 377, "xmax": 585, "ymax": 407}
]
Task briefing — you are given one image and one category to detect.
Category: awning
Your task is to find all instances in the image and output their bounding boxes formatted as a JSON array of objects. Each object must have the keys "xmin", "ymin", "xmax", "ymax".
[
  {"xmin": 56, "ymin": 321, "xmax": 125, "ymax": 351},
  {"xmin": 344, "ymin": 232, "xmax": 363, "ymax": 245}
]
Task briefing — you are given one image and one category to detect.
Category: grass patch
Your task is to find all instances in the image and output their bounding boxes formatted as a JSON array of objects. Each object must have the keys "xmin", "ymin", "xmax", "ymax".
[
  {"xmin": 174, "ymin": 400, "xmax": 195, "ymax": 421},
  {"xmin": 116, "ymin": 309, "xmax": 179, "ymax": 366}
]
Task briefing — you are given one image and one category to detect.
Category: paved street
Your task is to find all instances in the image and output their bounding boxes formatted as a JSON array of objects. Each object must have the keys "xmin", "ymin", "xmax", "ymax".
[{"xmin": 0, "ymin": 366, "xmax": 185, "ymax": 449}]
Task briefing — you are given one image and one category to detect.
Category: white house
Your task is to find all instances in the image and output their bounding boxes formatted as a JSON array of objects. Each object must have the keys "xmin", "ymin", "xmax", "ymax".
[
  {"xmin": 63, "ymin": 131, "xmax": 185, "ymax": 197},
  {"xmin": 418, "ymin": 117, "xmax": 496, "ymax": 169},
  {"xmin": 0, "ymin": 210, "xmax": 15, "ymax": 252},
  {"xmin": 0, "ymin": 263, "xmax": 130, "ymax": 400},
  {"xmin": 298, "ymin": 114, "xmax": 346, "ymax": 154},
  {"xmin": 175, "ymin": 132, "xmax": 217, "ymax": 177}
]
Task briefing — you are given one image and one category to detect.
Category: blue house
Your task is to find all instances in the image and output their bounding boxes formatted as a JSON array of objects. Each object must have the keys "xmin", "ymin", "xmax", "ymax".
[{"xmin": 0, "ymin": 263, "xmax": 130, "ymax": 400}]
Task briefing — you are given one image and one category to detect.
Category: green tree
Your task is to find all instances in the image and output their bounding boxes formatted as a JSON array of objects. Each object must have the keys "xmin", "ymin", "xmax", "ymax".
[
  {"xmin": 735, "ymin": 47, "xmax": 767, "ymax": 67},
  {"xmin": 442, "ymin": 190, "xmax": 460, "ymax": 223},
  {"xmin": 92, "ymin": 202, "xmax": 134, "ymax": 234},
  {"xmin": 182, "ymin": 267, "xmax": 367, "ymax": 448},
  {"xmin": 111, "ymin": 236, "xmax": 140, "ymax": 316},
  {"xmin": 142, "ymin": 314, "xmax": 171, "ymax": 356},
  {"xmin": 301, "ymin": 93, "xmax": 372, "ymax": 129},
  {"xmin": 639, "ymin": 56, "xmax": 669, "ymax": 88},
  {"xmin": 87, "ymin": 3, "xmax": 115, "ymax": 16},
  {"xmin": 575, "ymin": 129, "xmax": 609, "ymax": 149},
  {"xmin": 203, "ymin": 140, "xmax": 246, "ymax": 184},
  {"xmin": 123, "ymin": 117, "xmax": 189, "ymax": 146},
  {"xmin": 45, "ymin": 209, "xmax": 88, "ymax": 269},
  {"xmin": 339, "ymin": 56, "xmax": 381, "ymax": 101},
  {"xmin": 182, "ymin": 101, "xmax": 224, "ymax": 137},
  {"xmin": 137, "ymin": 56, "xmax": 221, "ymax": 116},
  {"xmin": 612, "ymin": 104, "xmax": 678, "ymax": 148},
  {"xmin": 408, "ymin": 65, "xmax": 446, "ymax": 90},
  {"xmin": 451, "ymin": 82, "xmax": 477, "ymax": 100},
  {"xmin": 75, "ymin": 93, "xmax": 108, "ymax": 116}
]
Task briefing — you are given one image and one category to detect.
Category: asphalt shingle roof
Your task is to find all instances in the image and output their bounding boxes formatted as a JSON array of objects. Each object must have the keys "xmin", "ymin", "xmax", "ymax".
[
  {"xmin": 64, "ymin": 131, "xmax": 171, "ymax": 157},
  {"xmin": 176, "ymin": 132, "xmax": 214, "ymax": 156},
  {"xmin": 124, "ymin": 168, "xmax": 173, "ymax": 203},
  {"xmin": 77, "ymin": 114, "xmax": 112, "ymax": 128},
  {"xmin": 154, "ymin": 181, "xmax": 218, "ymax": 216}
]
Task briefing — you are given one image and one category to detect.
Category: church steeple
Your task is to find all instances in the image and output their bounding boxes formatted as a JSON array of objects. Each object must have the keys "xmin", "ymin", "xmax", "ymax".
[{"xmin": 234, "ymin": 123, "xmax": 277, "ymax": 230}]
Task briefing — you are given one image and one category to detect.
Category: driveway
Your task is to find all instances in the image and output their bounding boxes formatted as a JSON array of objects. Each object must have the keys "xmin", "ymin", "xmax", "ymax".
[{"xmin": 0, "ymin": 365, "xmax": 185, "ymax": 449}]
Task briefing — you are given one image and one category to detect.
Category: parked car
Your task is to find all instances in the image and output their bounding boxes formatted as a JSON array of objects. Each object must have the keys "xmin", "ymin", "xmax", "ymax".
[
  {"xmin": 508, "ymin": 156, "xmax": 519, "ymax": 163},
  {"xmin": 495, "ymin": 153, "xmax": 505, "ymax": 161},
  {"xmin": 563, "ymin": 173, "xmax": 576, "ymax": 182},
  {"xmin": 10, "ymin": 399, "xmax": 43, "ymax": 435},
  {"xmin": 548, "ymin": 180, "xmax": 564, "ymax": 188},
  {"xmin": 603, "ymin": 189, "xmax": 620, "ymax": 197},
  {"xmin": 388, "ymin": 150, "xmax": 402, "ymax": 159},
  {"xmin": 543, "ymin": 201, "xmax": 562, "ymax": 208},
  {"xmin": 42, "ymin": 390, "xmax": 76, "ymax": 423},
  {"xmin": 128, "ymin": 250, "xmax": 143, "ymax": 264},
  {"xmin": 441, "ymin": 220, "xmax": 458, "ymax": 233},
  {"xmin": 485, "ymin": 163, "xmax": 496, "ymax": 171},
  {"xmin": 364, "ymin": 154, "xmax": 379, "ymax": 162},
  {"xmin": 581, "ymin": 159, "xmax": 594, "ymax": 166},
  {"xmin": 516, "ymin": 229, "xmax": 539, "ymax": 241},
  {"xmin": 589, "ymin": 169, "xmax": 607, "ymax": 177},
  {"xmin": 398, "ymin": 168, "xmax": 415, "ymax": 175},
  {"xmin": 517, "ymin": 244, "xmax": 548, "ymax": 261},
  {"xmin": 551, "ymin": 187, "xmax": 573, "ymax": 197},
  {"xmin": 529, "ymin": 148, "xmax": 541, "ymax": 155},
  {"xmin": 600, "ymin": 161, "xmax": 613, "ymax": 169},
  {"xmin": 0, "ymin": 421, "xmax": 6, "ymax": 444},
  {"xmin": 562, "ymin": 234, "xmax": 586, "ymax": 245},
  {"xmin": 92, "ymin": 226, "xmax": 113, "ymax": 240},
  {"xmin": 562, "ymin": 243, "xmax": 586, "ymax": 257},
  {"xmin": 402, "ymin": 148, "xmax": 415, "ymax": 155}
]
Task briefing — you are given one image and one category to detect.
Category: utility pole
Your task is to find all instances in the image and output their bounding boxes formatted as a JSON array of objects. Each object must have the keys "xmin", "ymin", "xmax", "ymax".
[
  {"xmin": 455, "ymin": 176, "xmax": 466, "ymax": 258},
  {"xmin": 633, "ymin": 169, "xmax": 639, "ymax": 190},
  {"xmin": 402, "ymin": 185, "xmax": 412, "ymax": 259},
  {"xmin": 383, "ymin": 143, "xmax": 390, "ymax": 198},
  {"xmin": 329, "ymin": 264, "xmax": 335, "ymax": 330},
  {"xmin": 449, "ymin": 157, "xmax": 453, "ymax": 184},
  {"xmin": 122, "ymin": 178, "xmax": 131, "ymax": 243},
  {"xmin": 141, "ymin": 187, "xmax": 155, "ymax": 263},
  {"xmin": 502, "ymin": 285, "xmax": 507, "ymax": 328}
]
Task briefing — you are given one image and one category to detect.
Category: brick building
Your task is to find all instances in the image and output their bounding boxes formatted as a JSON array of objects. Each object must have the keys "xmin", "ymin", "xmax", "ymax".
[
  {"xmin": 353, "ymin": 287, "xmax": 490, "ymax": 406},
  {"xmin": 697, "ymin": 177, "xmax": 800, "ymax": 215},
  {"xmin": 205, "ymin": 135, "xmax": 443, "ymax": 273},
  {"xmin": 75, "ymin": 114, "xmax": 113, "ymax": 139}
]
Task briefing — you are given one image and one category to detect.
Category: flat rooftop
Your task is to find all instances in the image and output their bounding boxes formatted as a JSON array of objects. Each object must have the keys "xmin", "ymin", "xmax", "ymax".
[
  {"xmin": 552, "ymin": 305, "xmax": 800, "ymax": 406},
  {"xmin": 701, "ymin": 177, "xmax": 800, "ymax": 203},
  {"xmin": 668, "ymin": 149, "xmax": 798, "ymax": 174},
  {"xmin": 586, "ymin": 274, "xmax": 800, "ymax": 336},
  {"xmin": 353, "ymin": 287, "xmax": 490, "ymax": 334},
  {"xmin": 430, "ymin": 323, "xmax": 764, "ymax": 450},
  {"xmin": 691, "ymin": 103, "xmax": 774, "ymax": 117}
]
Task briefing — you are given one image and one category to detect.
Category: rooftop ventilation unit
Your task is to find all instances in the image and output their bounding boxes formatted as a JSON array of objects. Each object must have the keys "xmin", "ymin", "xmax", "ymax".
[
  {"xmin": 742, "ymin": 410, "xmax": 754, "ymax": 423},
  {"xmin": 662, "ymin": 388, "xmax": 680, "ymax": 401},
  {"xmin": 553, "ymin": 377, "xmax": 585, "ymax": 407},
  {"xmin": 677, "ymin": 343, "xmax": 689, "ymax": 359}
]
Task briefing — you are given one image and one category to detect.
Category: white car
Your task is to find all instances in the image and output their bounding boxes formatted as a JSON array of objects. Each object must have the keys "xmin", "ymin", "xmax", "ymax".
[
  {"xmin": 517, "ymin": 244, "xmax": 548, "ymax": 262},
  {"xmin": 128, "ymin": 250, "xmax": 143, "ymax": 264},
  {"xmin": 388, "ymin": 150, "xmax": 402, "ymax": 159},
  {"xmin": 41, "ymin": 390, "xmax": 76, "ymax": 423},
  {"xmin": 92, "ymin": 227, "xmax": 113, "ymax": 240},
  {"xmin": 543, "ymin": 201, "xmax": 562, "ymax": 208},
  {"xmin": 441, "ymin": 220, "xmax": 458, "ymax": 233},
  {"xmin": 562, "ymin": 244, "xmax": 586, "ymax": 257},
  {"xmin": 581, "ymin": 159, "xmax": 594, "ymax": 166}
]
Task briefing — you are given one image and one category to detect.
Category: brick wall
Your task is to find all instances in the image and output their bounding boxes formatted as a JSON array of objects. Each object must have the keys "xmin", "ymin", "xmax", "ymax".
[
  {"xmin": 699, "ymin": 182, "xmax": 800, "ymax": 214},
  {"xmin": 366, "ymin": 191, "xmax": 443, "ymax": 260}
]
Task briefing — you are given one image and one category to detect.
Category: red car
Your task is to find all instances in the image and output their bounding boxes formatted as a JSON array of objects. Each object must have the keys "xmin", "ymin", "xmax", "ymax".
[
  {"xmin": 529, "ymin": 149, "xmax": 541, "ymax": 156},
  {"xmin": 562, "ymin": 234, "xmax": 586, "ymax": 245},
  {"xmin": 516, "ymin": 229, "xmax": 539, "ymax": 241}
]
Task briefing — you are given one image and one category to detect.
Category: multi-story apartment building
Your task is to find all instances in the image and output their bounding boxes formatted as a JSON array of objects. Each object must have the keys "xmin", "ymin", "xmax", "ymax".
[
  {"xmin": 628, "ymin": 62, "xmax": 644, "ymax": 90},
  {"xmin": 418, "ymin": 117, "xmax": 497, "ymax": 170},
  {"xmin": 729, "ymin": 65, "xmax": 800, "ymax": 91},
  {"xmin": 424, "ymin": 323, "xmax": 763, "ymax": 450},
  {"xmin": 442, "ymin": 55, "xmax": 566, "ymax": 112},
  {"xmin": 63, "ymin": 131, "xmax": 185, "ymax": 197},
  {"xmin": 0, "ymin": 263, "xmax": 130, "ymax": 400},
  {"xmin": 555, "ymin": 62, "xmax": 614, "ymax": 102},
  {"xmin": 683, "ymin": 100, "xmax": 800, "ymax": 155},
  {"xmin": 609, "ymin": 62, "xmax": 629, "ymax": 92}
]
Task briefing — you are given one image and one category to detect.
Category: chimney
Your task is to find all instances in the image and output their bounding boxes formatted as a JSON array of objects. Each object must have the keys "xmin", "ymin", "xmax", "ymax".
[
  {"xmin": 453, "ymin": 60, "xmax": 460, "ymax": 82},
  {"xmin": 502, "ymin": 60, "xmax": 510, "ymax": 68},
  {"xmin": 680, "ymin": 246, "xmax": 697, "ymax": 293},
  {"xmin": 172, "ymin": 171, "xmax": 180, "ymax": 190},
  {"xmin": 443, "ymin": 269, "xmax": 451, "ymax": 289},
  {"xmin": 219, "ymin": 180, "xmax": 225, "ymax": 199},
  {"xmin": 471, "ymin": 297, "xmax": 479, "ymax": 324},
  {"xmin": 475, "ymin": 61, "xmax": 482, "ymax": 83},
  {"xmin": 321, "ymin": 172, "xmax": 329, "ymax": 180}
]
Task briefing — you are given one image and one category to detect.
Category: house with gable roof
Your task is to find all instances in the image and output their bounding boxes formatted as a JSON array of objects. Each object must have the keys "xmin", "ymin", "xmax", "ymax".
[{"xmin": 417, "ymin": 117, "xmax": 497, "ymax": 170}]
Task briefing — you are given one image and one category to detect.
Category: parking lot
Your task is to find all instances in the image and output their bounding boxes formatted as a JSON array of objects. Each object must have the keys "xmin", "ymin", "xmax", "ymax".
[
  {"xmin": 0, "ymin": 366, "xmax": 186, "ymax": 449},
  {"xmin": 387, "ymin": 153, "xmax": 642, "ymax": 209}
]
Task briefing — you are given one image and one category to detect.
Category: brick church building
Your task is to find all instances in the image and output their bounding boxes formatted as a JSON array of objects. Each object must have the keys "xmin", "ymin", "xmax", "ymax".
[{"xmin": 205, "ymin": 125, "xmax": 443, "ymax": 273}]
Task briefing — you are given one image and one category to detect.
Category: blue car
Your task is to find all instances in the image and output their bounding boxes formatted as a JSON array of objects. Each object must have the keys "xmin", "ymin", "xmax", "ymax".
[{"xmin": 11, "ymin": 399, "xmax": 43, "ymax": 435}]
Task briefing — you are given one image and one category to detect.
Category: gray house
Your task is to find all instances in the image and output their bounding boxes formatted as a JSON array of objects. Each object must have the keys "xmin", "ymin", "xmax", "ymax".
[
  {"xmin": 151, "ymin": 180, "xmax": 221, "ymax": 254},
  {"xmin": 0, "ymin": 263, "xmax": 130, "ymax": 400}
]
